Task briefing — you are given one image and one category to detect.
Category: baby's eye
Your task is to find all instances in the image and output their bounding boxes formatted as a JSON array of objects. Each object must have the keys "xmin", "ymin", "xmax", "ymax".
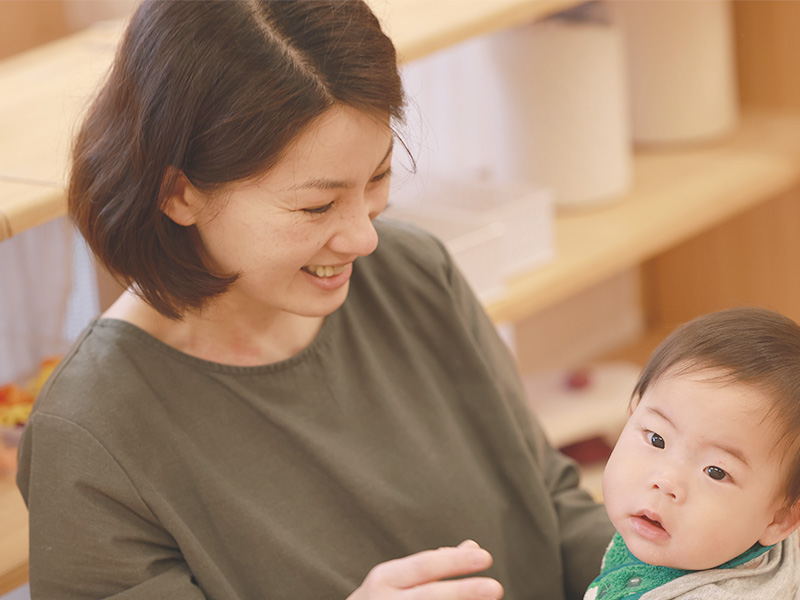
[
  {"xmin": 705, "ymin": 466, "xmax": 728, "ymax": 481},
  {"xmin": 647, "ymin": 432, "xmax": 665, "ymax": 449}
]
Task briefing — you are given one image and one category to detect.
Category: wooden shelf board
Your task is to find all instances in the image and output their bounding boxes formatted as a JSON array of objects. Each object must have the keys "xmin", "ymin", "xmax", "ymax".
[
  {"xmin": 369, "ymin": 0, "xmax": 583, "ymax": 62},
  {"xmin": 486, "ymin": 111, "xmax": 800, "ymax": 323},
  {"xmin": 0, "ymin": 180, "xmax": 65, "ymax": 241},
  {"xmin": 0, "ymin": 23, "xmax": 120, "ymax": 187}
]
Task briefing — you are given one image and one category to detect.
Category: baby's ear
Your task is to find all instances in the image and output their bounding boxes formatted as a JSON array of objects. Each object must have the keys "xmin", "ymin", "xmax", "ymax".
[
  {"xmin": 161, "ymin": 167, "xmax": 206, "ymax": 227},
  {"xmin": 759, "ymin": 501, "xmax": 800, "ymax": 547}
]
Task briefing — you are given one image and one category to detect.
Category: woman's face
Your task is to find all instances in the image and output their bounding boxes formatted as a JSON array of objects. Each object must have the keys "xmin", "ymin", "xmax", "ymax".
[{"xmin": 190, "ymin": 105, "xmax": 393, "ymax": 320}]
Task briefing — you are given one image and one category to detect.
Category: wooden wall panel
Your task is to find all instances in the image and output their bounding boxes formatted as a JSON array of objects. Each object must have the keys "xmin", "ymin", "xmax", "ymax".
[
  {"xmin": 733, "ymin": 1, "xmax": 800, "ymax": 112},
  {"xmin": 0, "ymin": 1, "xmax": 69, "ymax": 60},
  {"xmin": 642, "ymin": 188, "xmax": 800, "ymax": 330},
  {"xmin": 640, "ymin": 2, "xmax": 800, "ymax": 334}
]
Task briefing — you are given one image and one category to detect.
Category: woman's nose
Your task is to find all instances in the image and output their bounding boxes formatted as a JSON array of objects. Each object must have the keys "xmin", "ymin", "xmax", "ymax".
[{"xmin": 331, "ymin": 201, "xmax": 380, "ymax": 257}]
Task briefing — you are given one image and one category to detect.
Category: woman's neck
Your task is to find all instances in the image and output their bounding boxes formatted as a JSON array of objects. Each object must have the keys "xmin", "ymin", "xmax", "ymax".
[{"xmin": 101, "ymin": 290, "xmax": 325, "ymax": 366}]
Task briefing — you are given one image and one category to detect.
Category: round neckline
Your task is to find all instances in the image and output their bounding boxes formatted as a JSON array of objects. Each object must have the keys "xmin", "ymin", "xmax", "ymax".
[{"xmin": 93, "ymin": 311, "xmax": 339, "ymax": 375}]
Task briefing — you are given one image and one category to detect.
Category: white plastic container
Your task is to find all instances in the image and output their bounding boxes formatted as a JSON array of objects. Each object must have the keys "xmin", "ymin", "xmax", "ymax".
[
  {"xmin": 609, "ymin": 0, "xmax": 738, "ymax": 146},
  {"xmin": 381, "ymin": 206, "xmax": 506, "ymax": 303},
  {"xmin": 392, "ymin": 177, "xmax": 555, "ymax": 279},
  {"xmin": 386, "ymin": 176, "xmax": 556, "ymax": 301},
  {"xmin": 486, "ymin": 5, "xmax": 631, "ymax": 208}
]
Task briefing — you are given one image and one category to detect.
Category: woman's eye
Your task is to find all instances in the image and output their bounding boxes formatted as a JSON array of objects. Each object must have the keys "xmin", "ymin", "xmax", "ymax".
[
  {"xmin": 302, "ymin": 202, "xmax": 333, "ymax": 215},
  {"xmin": 705, "ymin": 466, "xmax": 728, "ymax": 481},
  {"xmin": 647, "ymin": 432, "xmax": 665, "ymax": 449},
  {"xmin": 370, "ymin": 167, "xmax": 392, "ymax": 183}
]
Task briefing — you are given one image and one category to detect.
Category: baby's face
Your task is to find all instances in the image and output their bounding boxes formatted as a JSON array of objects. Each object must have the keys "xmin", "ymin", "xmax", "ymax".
[{"xmin": 603, "ymin": 368, "xmax": 790, "ymax": 570}]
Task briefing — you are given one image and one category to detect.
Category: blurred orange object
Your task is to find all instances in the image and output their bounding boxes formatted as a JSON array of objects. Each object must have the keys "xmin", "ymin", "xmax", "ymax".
[
  {"xmin": 24, "ymin": 356, "xmax": 60, "ymax": 398},
  {"xmin": 0, "ymin": 357, "xmax": 61, "ymax": 474},
  {"xmin": 0, "ymin": 385, "xmax": 33, "ymax": 427}
]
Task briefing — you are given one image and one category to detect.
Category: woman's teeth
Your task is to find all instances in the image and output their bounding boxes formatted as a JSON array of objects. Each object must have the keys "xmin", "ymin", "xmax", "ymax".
[{"xmin": 304, "ymin": 264, "xmax": 347, "ymax": 278}]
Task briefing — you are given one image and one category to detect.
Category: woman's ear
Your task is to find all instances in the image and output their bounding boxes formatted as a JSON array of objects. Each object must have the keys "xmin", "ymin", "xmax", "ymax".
[
  {"xmin": 161, "ymin": 167, "xmax": 205, "ymax": 227},
  {"xmin": 759, "ymin": 501, "xmax": 800, "ymax": 547}
]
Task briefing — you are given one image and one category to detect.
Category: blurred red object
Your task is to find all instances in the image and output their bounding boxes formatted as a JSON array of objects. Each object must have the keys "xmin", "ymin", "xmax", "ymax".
[
  {"xmin": 559, "ymin": 436, "xmax": 613, "ymax": 464},
  {"xmin": 564, "ymin": 367, "xmax": 592, "ymax": 390}
]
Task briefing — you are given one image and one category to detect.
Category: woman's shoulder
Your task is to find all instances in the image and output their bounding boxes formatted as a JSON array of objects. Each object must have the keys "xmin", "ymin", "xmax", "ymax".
[
  {"xmin": 31, "ymin": 319, "xmax": 174, "ymax": 426},
  {"xmin": 371, "ymin": 217, "xmax": 452, "ymax": 275}
]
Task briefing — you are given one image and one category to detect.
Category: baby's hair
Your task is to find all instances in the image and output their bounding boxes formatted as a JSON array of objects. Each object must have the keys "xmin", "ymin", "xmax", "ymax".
[
  {"xmin": 632, "ymin": 307, "xmax": 800, "ymax": 506},
  {"xmin": 69, "ymin": 0, "xmax": 405, "ymax": 319}
]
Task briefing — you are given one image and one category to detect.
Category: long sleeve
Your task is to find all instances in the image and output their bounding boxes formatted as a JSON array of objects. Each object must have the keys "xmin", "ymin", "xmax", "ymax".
[
  {"xmin": 17, "ymin": 413, "xmax": 207, "ymax": 600},
  {"xmin": 442, "ymin": 236, "xmax": 614, "ymax": 599}
]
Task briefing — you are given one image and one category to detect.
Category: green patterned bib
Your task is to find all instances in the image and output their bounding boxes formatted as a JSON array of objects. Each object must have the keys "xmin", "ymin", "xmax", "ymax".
[{"xmin": 584, "ymin": 532, "xmax": 773, "ymax": 600}]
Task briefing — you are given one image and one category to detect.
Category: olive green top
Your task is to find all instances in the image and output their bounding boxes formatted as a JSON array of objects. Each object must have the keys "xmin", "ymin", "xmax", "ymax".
[{"xmin": 18, "ymin": 219, "xmax": 612, "ymax": 600}]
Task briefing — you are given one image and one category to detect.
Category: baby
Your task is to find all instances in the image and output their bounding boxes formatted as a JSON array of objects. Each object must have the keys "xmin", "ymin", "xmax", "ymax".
[{"xmin": 586, "ymin": 308, "xmax": 800, "ymax": 599}]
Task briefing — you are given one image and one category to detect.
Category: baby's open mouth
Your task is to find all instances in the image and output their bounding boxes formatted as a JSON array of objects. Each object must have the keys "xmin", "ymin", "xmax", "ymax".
[
  {"xmin": 302, "ymin": 264, "xmax": 347, "ymax": 278},
  {"xmin": 638, "ymin": 514, "xmax": 664, "ymax": 530}
]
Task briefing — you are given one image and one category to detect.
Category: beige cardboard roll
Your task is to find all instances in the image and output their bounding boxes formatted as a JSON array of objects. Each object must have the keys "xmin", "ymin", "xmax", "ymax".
[
  {"xmin": 610, "ymin": 0, "xmax": 738, "ymax": 146},
  {"xmin": 487, "ymin": 16, "xmax": 631, "ymax": 209}
]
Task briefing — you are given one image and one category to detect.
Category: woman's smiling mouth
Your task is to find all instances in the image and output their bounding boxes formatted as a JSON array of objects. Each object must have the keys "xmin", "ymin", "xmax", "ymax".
[{"xmin": 302, "ymin": 264, "xmax": 348, "ymax": 278}]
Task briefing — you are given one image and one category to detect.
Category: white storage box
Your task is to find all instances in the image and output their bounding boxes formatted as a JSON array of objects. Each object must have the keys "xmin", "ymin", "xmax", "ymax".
[
  {"xmin": 381, "ymin": 206, "xmax": 506, "ymax": 303},
  {"xmin": 389, "ymin": 177, "xmax": 556, "ymax": 280}
]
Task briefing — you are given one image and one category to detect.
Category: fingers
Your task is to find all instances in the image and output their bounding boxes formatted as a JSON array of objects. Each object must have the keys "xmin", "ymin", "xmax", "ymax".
[
  {"xmin": 376, "ymin": 542, "xmax": 493, "ymax": 589},
  {"xmin": 364, "ymin": 540, "xmax": 502, "ymax": 599},
  {"xmin": 404, "ymin": 576, "xmax": 503, "ymax": 600},
  {"xmin": 347, "ymin": 541, "xmax": 503, "ymax": 600}
]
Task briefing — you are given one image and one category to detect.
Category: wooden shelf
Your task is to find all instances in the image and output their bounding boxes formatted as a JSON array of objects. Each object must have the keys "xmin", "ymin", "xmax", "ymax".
[
  {"xmin": 369, "ymin": 0, "xmax": 583, "ymax": 62},
  {"xmin": 0, "ymin": 1, "xmax": 584, "ymax": 242},
  {"xmin": 0, "ymin": 20, "xmax": 123, "ymax": 241},
  {"xmin": 0, "ymin": 180, "xmax": 65, "ymax": 241},
  {"xmin": 0, "ymin": 22, "xmax": 122, "ymax": 187},
  {"xmin": 486, "ymin": 111, "xmax": 800, "ymax": 323}
]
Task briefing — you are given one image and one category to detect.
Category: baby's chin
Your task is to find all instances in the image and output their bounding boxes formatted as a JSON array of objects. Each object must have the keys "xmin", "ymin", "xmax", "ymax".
[{"xmin": 622, "ymin": 533, "xmax": 736, "ymax": 571}]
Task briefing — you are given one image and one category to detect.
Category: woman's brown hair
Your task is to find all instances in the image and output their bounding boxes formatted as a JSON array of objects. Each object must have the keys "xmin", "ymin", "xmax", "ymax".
[
  {"xmin": 633, "ymin": 307, "xmax": 800, "ymax": 506},
  {"xmin": 69, "ymin": 0, "xmax": 405, "ymax": 319}
]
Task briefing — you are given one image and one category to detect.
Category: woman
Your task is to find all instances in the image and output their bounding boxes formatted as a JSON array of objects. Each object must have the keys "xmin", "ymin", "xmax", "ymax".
[{"xmin": 17, "ymin": 1, "xmax": 613, "ymax": 598}]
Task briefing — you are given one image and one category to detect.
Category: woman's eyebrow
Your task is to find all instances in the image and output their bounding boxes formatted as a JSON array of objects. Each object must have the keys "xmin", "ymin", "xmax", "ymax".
[
  {"xmin": 378, "ymin": 138, "xmax": 394, "ymax": 165},
  {"xmin": 286, "ymin": 139, "xmax": 394, "ymax": 192}
]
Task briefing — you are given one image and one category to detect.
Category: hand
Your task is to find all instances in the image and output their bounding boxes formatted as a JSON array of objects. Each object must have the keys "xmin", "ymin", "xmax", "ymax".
[{"xmin": 347, "ymin": 539, "xmax": 503, "ymax": 600}]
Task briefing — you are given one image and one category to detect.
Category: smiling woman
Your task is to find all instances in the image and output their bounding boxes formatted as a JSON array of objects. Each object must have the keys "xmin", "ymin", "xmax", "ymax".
[
  {"xmin": 68, "ymin": 0, "xmax": 405, "ymax": 322},
  {"xmin": 148, "ymin": 106, "xmax": 394, "ymax": 363},
  {"xmin": 15, "ymin": 1, "xmax": 614, "ymax": 599}
]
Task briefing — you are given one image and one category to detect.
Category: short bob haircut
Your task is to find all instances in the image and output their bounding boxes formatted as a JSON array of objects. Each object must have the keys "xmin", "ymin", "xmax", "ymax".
[
  {"xmin": 632, "ymin": 307, "xmax": 800, "ymax": 507},
  {"xmin": 69, "ymin": 0, "xmax": 405, "ymax": 319}
]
